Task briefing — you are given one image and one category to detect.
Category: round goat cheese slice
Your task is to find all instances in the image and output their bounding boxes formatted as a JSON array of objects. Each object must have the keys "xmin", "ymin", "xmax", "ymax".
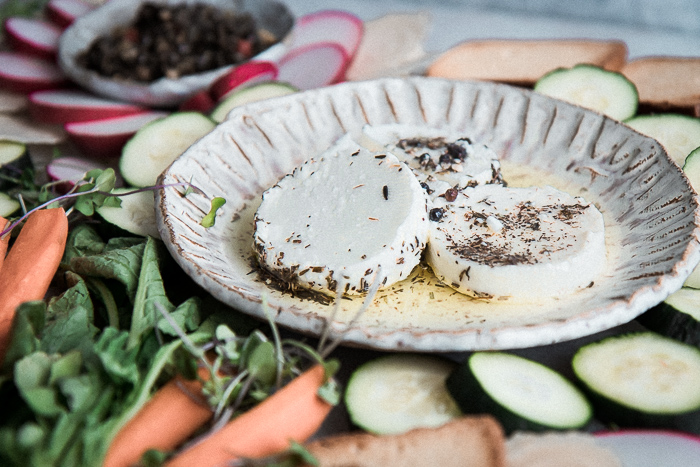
[
  {"xmin": 426, "ymin": 184, "xmax": 606, "ymax": 301},
  {"xmin": 253, "ymin": 135, "xmax": 430, "ymax": 296},
  {"xmin": 359, "ymin": 124, "xmax": 505, "ymax": 200}
]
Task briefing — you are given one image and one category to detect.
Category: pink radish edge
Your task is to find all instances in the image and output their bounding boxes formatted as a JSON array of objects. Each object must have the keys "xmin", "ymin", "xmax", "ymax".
[
  {"xmin": 277, "ymin": 42, "xmax": 350, "ymax": 91},
  {"xmin": 4, "ymin": 17, "xmax": 62, "ymax": 60},
  {"xmin": 0, "ymin": 52, "xmax": 67, "ymax": 93},
  {"xmin": 210, "ymin": 61, "xmax": 279, "ymax": 101},
  {"xmin": 289, "ymin": 10, "xmax": 363, "ymax": 58},
  {"xmin": 46, "ymin": 0, "xmax": 95, "ymax": 29},
  {"xmin": 29, "ymin": 89, "xmax": 146, "ymax": 124},
  {"xmin": 65, "ymin": 111, "xmax": 169, "ymax": 158},
  {"xmin": 179, "ymin": 90, "xmax": 215, "ymax": 113},
  {"xmin": 47, "ymin": 156, "xmax": 108, "ymax": 184}
]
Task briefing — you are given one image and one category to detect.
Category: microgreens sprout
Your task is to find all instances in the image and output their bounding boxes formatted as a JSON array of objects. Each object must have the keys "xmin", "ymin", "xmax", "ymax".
[
  {"xmin": 154, "ymin": 298, "xmax": 340, "ymax": 430},
  {"xmin": 0, "ymin": 168, "xmax": 204, "ymax": 238},
  {"xmin": 201, "ymin": 197, "xmax": 226, "ymax": 228},
  {"xmin": 317, "ymin": 268, "xmax": 383, "ymax": 359}
]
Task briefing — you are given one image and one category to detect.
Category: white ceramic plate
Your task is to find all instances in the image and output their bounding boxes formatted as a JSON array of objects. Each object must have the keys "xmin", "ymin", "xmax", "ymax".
[
  {"xmin": 156, "ymin": 77, "xmax": 700, "ymax": 351},
  {"xmin": 57, "ymin": 0, "xmax": 293, "ymax": 108}
]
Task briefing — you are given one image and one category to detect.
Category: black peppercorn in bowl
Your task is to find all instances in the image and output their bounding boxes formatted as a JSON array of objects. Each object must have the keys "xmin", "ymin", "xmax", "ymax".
[{"xmin": 57, "ymin": 0, "xmax": 293, "ymax": 108}]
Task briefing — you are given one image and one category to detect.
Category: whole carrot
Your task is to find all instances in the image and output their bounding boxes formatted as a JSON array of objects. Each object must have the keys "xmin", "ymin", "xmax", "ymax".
[
  {"xmin": 103, "ymin": 372, "xmax": 214, "ymax": 467},
  {"xmin": 165, "ymin": 364, "xmax": 334, "ymax": 467},
  {"xmin": 0, "ymin": 208, "xmax": 68, "ymax": 362}
]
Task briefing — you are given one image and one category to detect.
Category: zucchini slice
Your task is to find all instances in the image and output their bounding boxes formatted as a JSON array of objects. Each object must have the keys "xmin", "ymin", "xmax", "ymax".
[
  {"xmin": 210, "ymin": 81, "xmax": 298, "ymax": 123},
  {"xmin": 446, "ymin": 352, "xmax": 591, "ymax": 434},
  {"xmin": 572, "ymin": 332, "xmax": 700, "ymax": 433},
  {"xmin": 345, "ymin": 354, "xmax": 461, "ymax": 435},
  {"xmin": 626, "ymin": 114, "xmax": 700, "ymax": 167},
  {"xmin": 120, "ymin": 112, "xmax": 215, "ymax": 188},
  {"xmin": 95, "ymin": 188, "xmax": 159, "ymax": 238},
  {"xmin": 534, "ymin": 64, "xmax": 638, "ymax": 121},
  {"xmin": 683, "ymin": 148, "xmax": 700, "ymax": 289},
  {"xmin": 682, "ymin": 146, "xmax": 700, "ymax": 188},
  {"xmin": 637, "ymin": 287, "xmax": 700, "ymax": 347},
  {"xmin": 683, "ymin": 265, "xmax": 700, "ymax": 291},
  {"xmin": 0, "ymin": 140, "xmax": 31, "ymax": 190},
  {"xmin": 0, "ymin": 191, "xmax": 20, "ymax": 217},
  {"xmin": 0, "ymin": 140, "xmax": 27, "ymax": 167},
  {"xmin": 681, "ymin": 147, "xmax": 700, "ymax": 288}
]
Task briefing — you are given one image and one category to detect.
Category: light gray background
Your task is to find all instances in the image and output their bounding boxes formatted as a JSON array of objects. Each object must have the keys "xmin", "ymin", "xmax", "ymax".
[{"xmin": 281, "ymin": 0, "xmax": 700, "ymax": 58}]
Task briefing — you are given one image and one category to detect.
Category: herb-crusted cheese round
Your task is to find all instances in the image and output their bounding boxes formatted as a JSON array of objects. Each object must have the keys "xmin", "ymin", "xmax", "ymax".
[
  {"xmin": 426, "ymin": 184, "xmax": 607, "ymax": 301},
  {"xmin": 253, "ymin": 135, "xmax": 430, "ymax": 296},
  {"xmin": 360, "ymin": 124, "xmax": 505, "ymax": 201}
]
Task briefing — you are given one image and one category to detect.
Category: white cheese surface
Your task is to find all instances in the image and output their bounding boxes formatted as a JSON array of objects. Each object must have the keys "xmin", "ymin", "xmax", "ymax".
[
  {"xmin": 253, "ymin": 135, "xmax": 429, "ymax": 296},
  {"xmin": 360, "ymin": 124, "xmax": 504, "ymax": 201},
  {"xmin": 426, "ymin": 184, "xmax": 607, "ymax": 300}
]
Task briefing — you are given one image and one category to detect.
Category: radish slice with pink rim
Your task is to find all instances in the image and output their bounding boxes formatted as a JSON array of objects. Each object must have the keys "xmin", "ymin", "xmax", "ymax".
[
  {"xmin": 66, "ymin": 111, "xmax": 168, "ymax": 158},
  {"xmin": 29, "ymin": 89, "xmax": 146, "ymax": 124},
  {"xmin": 4, "ymin": 17, "xmax": 62, "ymax": 60},
  {"xmin": 46, "ymin": 156, "xmax": 108, "ymax": 184},
  {"xmin": 595, "ymin": 430, "xmax": 700, "ymax": 466},
  {"xmin": 179, "ymin": 90, "xmax": 215, "ymax": 113},
  {"xmin": 0, "ymin": 52, "xmax": 66, "ymax": 93},
  {"xmin": 277, "ymin": 42, "xmax": 350, "ymax": 90},
  {"xmin": 286, "ymin": 10, "xmax": 363, "ymax": 58},
  {"xmin": 46, "ymin": 0, "xmax": 95, "ymax": 29},
  {"xmin": 210, "ymin": 61, "xmax": 279, "ymax": 101}
]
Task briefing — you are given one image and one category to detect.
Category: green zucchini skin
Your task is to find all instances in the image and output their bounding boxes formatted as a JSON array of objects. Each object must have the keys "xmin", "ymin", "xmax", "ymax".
[
  {"xmin": 637, "ymin": 302, "xmax": 700, "ymax": 347},
  {"xmin": 210, "ymin": 81, "xmax": 298, "ymax": 123},
  {"xmin": 572, "ymin": 332, "xmax": 700, "ymax": 434},
  {"xmin": 534, "ymin": 64, "xmax": 638, "ymax": 121},
  {"xmin": 446, "ymin": 352, "xmax": 592, "ymax": 435},
  {"xmin": 580, "ymin": 382, "xmax": 700, "ymax": 434}
]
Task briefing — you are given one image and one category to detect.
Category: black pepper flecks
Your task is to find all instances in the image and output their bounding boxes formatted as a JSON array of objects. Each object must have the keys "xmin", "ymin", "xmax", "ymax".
[
  {"xmin": 429, "ymin": 207, "xmax": 445, "ymax": 222},
  {"xmin": 442, "ymin": 200, "xmax": 592, "ymax": 266},
  {"xmin": 382, "ymin": 185, "xmax": 389, "ymax": 200},
  {"xmin": 395, "ymin": 136, "xmax": 490, "ymax": 177}
]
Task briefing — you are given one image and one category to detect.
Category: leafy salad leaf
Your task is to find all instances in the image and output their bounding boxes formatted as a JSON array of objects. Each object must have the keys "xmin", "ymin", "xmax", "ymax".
[{"xmin": 0, "ymin": 225, "xmax": 208, "ymax": 467}]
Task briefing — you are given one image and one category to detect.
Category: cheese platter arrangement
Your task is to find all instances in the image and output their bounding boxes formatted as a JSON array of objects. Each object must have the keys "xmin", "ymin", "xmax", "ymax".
[{"xmin": 1, "ymin": 0, "xmax": 700, "ymax": 466}]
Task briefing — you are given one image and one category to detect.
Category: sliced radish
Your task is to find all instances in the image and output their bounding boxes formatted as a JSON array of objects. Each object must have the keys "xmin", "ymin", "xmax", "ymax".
[
  {"xmin": 595, "ymin": 430, "xmax": 700, "ymax": 466},
  {"xmin": 178, "ymin": 90, "xmax": 215, "ymax": 113},
  {"xmin": 277, "ymin": 42, "xmax": 349, "ymax": 91},
  {"xmin": 29, "ymin": 89, "xmax": 146, "ymax": 124},
  {"xmin": 4, "ymin": 17, "xmax": 62, "ymax": 60},
  {"xmin": 46, "ymin": 0, "xmax": 95, "ymax": 29},
  {"xmin": 209, "ymin": 61, "xmax": 279, "ymax": 101},
  {"xmin": 0, "ymin": 52, "xmax": 67, "ymax": 94},
  {"xmin": 287, "ymin": 10, "xmax": 363, "ymax": 59},
  {"xmin": 66, "ymin": 111, "xmax": 169, "ymax": 158},
  {"xmin": 47, "ymin": 156, "xmax": 107, "ymax": 185}
]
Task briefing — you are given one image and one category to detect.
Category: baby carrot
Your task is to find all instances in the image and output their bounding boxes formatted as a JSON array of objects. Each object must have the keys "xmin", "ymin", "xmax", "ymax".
[
  {"xmin": 103, "ymin": 371, "xmax": 213, "ymax": 467},
  {"xmin": 165, "ymin": 364, "xmax": 334, "ymax": 467},
  {"xmin": 0, "ymin": 208, "xmax": 68, "ymax": 362}
]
